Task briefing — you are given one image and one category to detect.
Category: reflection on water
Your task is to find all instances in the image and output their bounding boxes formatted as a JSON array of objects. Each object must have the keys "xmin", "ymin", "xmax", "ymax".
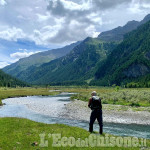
[{"xmin": 0, "ymin": 94, "xmax": 150, "ymax": 139}]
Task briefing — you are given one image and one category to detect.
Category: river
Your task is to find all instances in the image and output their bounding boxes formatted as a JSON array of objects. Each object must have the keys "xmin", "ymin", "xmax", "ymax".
[{"xmin": 0, "ymin": 93, "xmax": 150, "ymax": 139}]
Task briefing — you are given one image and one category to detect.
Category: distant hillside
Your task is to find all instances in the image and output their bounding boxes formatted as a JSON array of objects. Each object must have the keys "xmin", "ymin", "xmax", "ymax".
[
  {"xmin": 98, "ymin": 14, "xmax": 150, "ymax": 42},
  {"xmin": 93, "ymin": 20, "xmax": 150, "ymax": 87},
  {"xmin": 3, "ymin": 14, "xmax": 150, "ymax": 87},
  {"xmin": 13, "ymin": 38, "xmax": 118, "ymax": 85},
  {"xmin": 4, "ymin": 15, "xmax": 150, "ymax": 81},
  {"xmin": 0, "ymin": 70, "xmax": 28, "ymax": 87},
  {"xmin": 3, "ymin": 41, "xmax": 81, "ymax": 77}
]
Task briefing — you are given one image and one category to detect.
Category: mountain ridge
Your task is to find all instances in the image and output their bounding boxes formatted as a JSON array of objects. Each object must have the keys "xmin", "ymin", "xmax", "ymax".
[
  {"xmin": 3, "ymin": 41, "xmax": 81, "ymax": 77},
  {"xmin": 98, "ymin": 14, "xmax": 150, "ymax": 42},
  {"xmin": 3, "ymin": 14, "xmax": 150, "ymax": 87},
  {"xmin": 93, "ymin": 20, "xmax": 150, "ymax": 87},
  {"xmin": 13, "ymin": 38, "xmax": 118, "ymax": 85}
]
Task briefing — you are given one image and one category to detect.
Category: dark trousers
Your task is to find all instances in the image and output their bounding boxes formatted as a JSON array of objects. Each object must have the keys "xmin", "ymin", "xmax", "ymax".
[{"xmin": 89, "ymin": 109, "xmax": 103, "ymax": 133}]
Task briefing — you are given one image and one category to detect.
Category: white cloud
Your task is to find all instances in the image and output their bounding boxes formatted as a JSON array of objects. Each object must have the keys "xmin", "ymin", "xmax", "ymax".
[
  {"xmin": 0, "ymin": 61, "xmax": 10, "ymax": 68},
  {"xmin": 0, "ymin": 27, "xmax": 26, "ymax": 41},
  {"xmin": 87, "ymin": 13, "xmax": 103, "ymax": 24},
  {"xmin": 18, "ymin": 48, "xmax": 28, "ymax": 51},
  {"xmin": 85, "ymin": 25, "xmax": 100, "ymax": 38},
  {"xmin": 0, "ymin": 0, "xmax": 7, "ymax": 6},
  {"xmin": 128, "ymin": 0, "xmax": 142, "ymax": 14},
  {"xmin": 36, "ymin": 13, "xmax": 50, "ymax": 22},
  {"xmin": 10, "ymin": 51, "xmax": 41, "ymax": 60},
  {"xmin": 142, "ymin": 3, "xmax": 150, "ymax": 9},
  {"xmin": 60, "ymin": 0, "xmax": 91, "ymax": 10},
  {"xmin": 0, "ymin": 0, "xmax": 150, "ymax": 46},
  {"xmin": 1, "ymin": 0, "xmax": 150, "ymax": 68},
  {"xmin": 30, "ymin": 23, "xmax": 62, "ymax": 45}
]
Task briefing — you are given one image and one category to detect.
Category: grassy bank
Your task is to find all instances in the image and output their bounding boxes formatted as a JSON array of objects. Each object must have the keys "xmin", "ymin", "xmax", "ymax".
[
  {"xmin": 59, "ymin": 87, "xmax": 150, "ymax": 107},
  {"xmin": 1, "ymin": 86, "xmax": 150, "ymax": 107},
  {"xmin": 0, "ymin": 87, "xmax": 60, "ymax": 105},
  {"xmin": 0, "ymin": 118, "xmax": 149, "ymax": 150}
]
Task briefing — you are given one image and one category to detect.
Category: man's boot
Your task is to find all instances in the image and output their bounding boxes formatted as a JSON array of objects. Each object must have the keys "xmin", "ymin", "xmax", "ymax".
[
  {"xmin": 99, "ymin": 126, "xmax": 103, "ymax": 135},
  {"xmin": 89, "ymin": 125, "xmax": 93, "ymax": 133}
]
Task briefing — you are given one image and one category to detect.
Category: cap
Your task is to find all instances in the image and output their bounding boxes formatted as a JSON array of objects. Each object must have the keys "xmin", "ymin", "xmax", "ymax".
[{"xmin": 91, "ymin": 91, "xmax": 97, "ymax": 95}]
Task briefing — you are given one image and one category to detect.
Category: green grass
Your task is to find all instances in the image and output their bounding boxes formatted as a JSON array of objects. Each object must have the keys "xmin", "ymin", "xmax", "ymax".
[
  {"xmin": 59, "ymin": 87, "xmax": 150, "ymax": 107},
  {"xmin": 0, "ymin": 87, "xmax": 60, "ymax": 106},
  {"xmin": 0, "ymin": 118, "xmax": 149, "ymax": 150},
  {"xmin": 2, "ymin": 86, "xmax": 150, "ymax": 107}
]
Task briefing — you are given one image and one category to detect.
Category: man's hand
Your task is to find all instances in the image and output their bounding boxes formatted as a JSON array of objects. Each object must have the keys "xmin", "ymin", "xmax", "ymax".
[{"xmin": 88, "ymin": 98, "xmax": 92, "ymax": 108}]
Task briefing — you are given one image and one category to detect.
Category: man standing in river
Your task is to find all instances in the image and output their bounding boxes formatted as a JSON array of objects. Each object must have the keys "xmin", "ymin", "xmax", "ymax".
[{"xmin": 88, "ymin": 91, "xmax": 103, "ymax": 134}]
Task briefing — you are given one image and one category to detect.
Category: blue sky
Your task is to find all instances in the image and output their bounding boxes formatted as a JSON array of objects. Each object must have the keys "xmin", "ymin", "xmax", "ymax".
[{"xmin": 1, "ymin": 0, "xmax": 150, "ymax": 68}]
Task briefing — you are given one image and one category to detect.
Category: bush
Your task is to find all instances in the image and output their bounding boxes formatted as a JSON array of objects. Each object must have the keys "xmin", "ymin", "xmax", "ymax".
[{"xmin": 130, "ymin": 102, "xmax": 140, "ymax": 107}]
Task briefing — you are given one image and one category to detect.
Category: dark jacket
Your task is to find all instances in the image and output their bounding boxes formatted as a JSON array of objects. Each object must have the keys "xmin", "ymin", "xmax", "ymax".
[{"xmin": 88, "ymin": 96, "xmax": 102, "ymax": 110}]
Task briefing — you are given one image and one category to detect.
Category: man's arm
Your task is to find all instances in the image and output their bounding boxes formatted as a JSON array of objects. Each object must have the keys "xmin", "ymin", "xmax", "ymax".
[
  {"xmin": 88, "ymin": 98, "xmax": 92, "ymax": 108},
  {"xmin": 99, "ymin": 98, "xmax": 102, "ymax": 109}
]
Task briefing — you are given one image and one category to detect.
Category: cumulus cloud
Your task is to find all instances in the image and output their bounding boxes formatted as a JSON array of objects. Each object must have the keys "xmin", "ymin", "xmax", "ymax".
[
  {"xmin": 30, "ymin": 23, "xmax": 62, "ymax": 45},
  {"xmin": 0, "ymin": 61, "xmax": 10, "ymax": 68},
  {"xmin": 0, "ymin": 0, "xmax": 7, "ymax": 6},
  {"xmin": 18, "ymin": 48, "xmax": 28, "ymax": 51},
  {"xmin": 10, "ymin": 51, "xmax": 41, "ymax": 60},
  {"xmin": 92, "ymin": 0, "xmax": 131, "ymax": 10},
  {"xmin": 128, "ymin": 0, "xmax": 150, "ymax": 14},
  {"xmin": 46, "ymin": 0, "xmax": 101, "ymax": 43},
  {"xmin": 0, "ymin": 0, "xmax": 150, "ymax": 46},
  {"xmin": 36, "ymin": 13, "xmax": 51, "ymax": 22},
  {"xmin": 1, "ymin": 0, "xmax": 150, "ymax": 67},
  {"xmin": 0, "ymin": 27, "xmax": 26, "ymax": 41},
  {"xmin": 45, "ymin": 0, "xmax": 150, "ymax": 43}
]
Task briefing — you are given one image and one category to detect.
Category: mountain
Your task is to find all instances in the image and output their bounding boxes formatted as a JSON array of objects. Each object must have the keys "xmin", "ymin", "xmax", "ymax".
[
  {"xmin": 98, "ymin": 14, "xmax": 150, "ymax": 42},
  {"xmin": 0, "ymin": 38, "xmax": 50, "ymax": 65},
  {"xmin": 4, "ymin": 14, "xmax": 150, "ymax": 80},
  {"xmin": 3, "ymin": 41, "xmax": 81, "ymax": 77},
  {"xmin": 92, "ymin": 20, "xmax": 150, "ymax": 87},
  {"xmin": 0, "ymin": 69, "xmax": 28, "ymax": 87},
  {"xmin": 12, "ymin": 38, "xmax": 118, "ymax": 85},
  {"xmin": 3, "ymin": 14, "xmax": 150, "ymax": 86}
]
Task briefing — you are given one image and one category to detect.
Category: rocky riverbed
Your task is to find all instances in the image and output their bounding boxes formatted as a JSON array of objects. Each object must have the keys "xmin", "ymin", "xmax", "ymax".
[
  {"xmin": 61, "ymin": 99, "xmax": 150, "ymax": 125},
  {"xmin": 2, "ymin": 95, "xmax": 150, "ymax": 125}
]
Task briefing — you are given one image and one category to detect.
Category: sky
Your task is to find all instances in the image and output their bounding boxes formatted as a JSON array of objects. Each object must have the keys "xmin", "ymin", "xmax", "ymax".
[{"xmin": 1, "ymin": 0, "xmax": 150, "ymax": 68}]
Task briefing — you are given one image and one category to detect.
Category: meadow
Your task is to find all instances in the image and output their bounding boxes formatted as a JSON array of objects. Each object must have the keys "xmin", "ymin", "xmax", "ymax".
[
  {"xmin": 59, "ymin": 86, "xmax": 150, "ymax": 107},
  {"xmin": 1, "ymin": 86, "xmax": 150, "ymax": 108},
  {"xmin": 0, "ymin": 118, "xmax": 149, "ymax": 150},
  {"xmin": 0, "ymin": 87, "xmax": 60, "ymax": 105}
]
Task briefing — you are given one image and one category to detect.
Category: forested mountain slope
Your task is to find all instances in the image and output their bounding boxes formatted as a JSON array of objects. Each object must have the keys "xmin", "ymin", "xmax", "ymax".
[
  {"xmin": 16, "ymin": 38, "xmax": 118, "ymax": 85},
  {"xmin": 3, "ymin": 41, "xmax": 81, "ymax": 77},
  {"xmin": 98, "ymin": 14, "xmax": 150, "ymax": 42},
  {"xmin": 0, "ymin": 70, "xmax": 28, "ymax": 87},
  {"xmin": 93, "ymin": 20, "xmax": 150, "ymax": 87}
]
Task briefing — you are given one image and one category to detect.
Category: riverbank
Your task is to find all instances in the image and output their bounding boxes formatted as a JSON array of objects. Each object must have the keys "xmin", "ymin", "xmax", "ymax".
[
  {"xmin": 2, "ymin": 94, "xmax": 150, "ymax": 139},
  {"xmin": 2, "ymin": 89, "xmax": 149, "ymax": 125},
  {"xmin": 63, "ymin": 100, "xmax": 150, "ymax": 125},
  {"xmin": 0, "ymin": 87, "xmax": 60, "ymax": 106},
  {"xmin": 0, "ymin": 118, "xmax": 149, "ymax": 150},
  {"xmin": 62, "ymin": 87, "xmax": 150, "ymax": 107}
]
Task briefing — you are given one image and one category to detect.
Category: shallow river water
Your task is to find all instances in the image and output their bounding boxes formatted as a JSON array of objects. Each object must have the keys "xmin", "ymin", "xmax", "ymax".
[{"xmin": 0, "ymin": 94, "xmax": 150, "ymax": 139}]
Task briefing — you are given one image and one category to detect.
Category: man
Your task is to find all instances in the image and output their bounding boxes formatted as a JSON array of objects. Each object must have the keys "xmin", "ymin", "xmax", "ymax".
[{"xmin": 88, "ymin": 91, "xmax": 103, "ymax": 134}]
